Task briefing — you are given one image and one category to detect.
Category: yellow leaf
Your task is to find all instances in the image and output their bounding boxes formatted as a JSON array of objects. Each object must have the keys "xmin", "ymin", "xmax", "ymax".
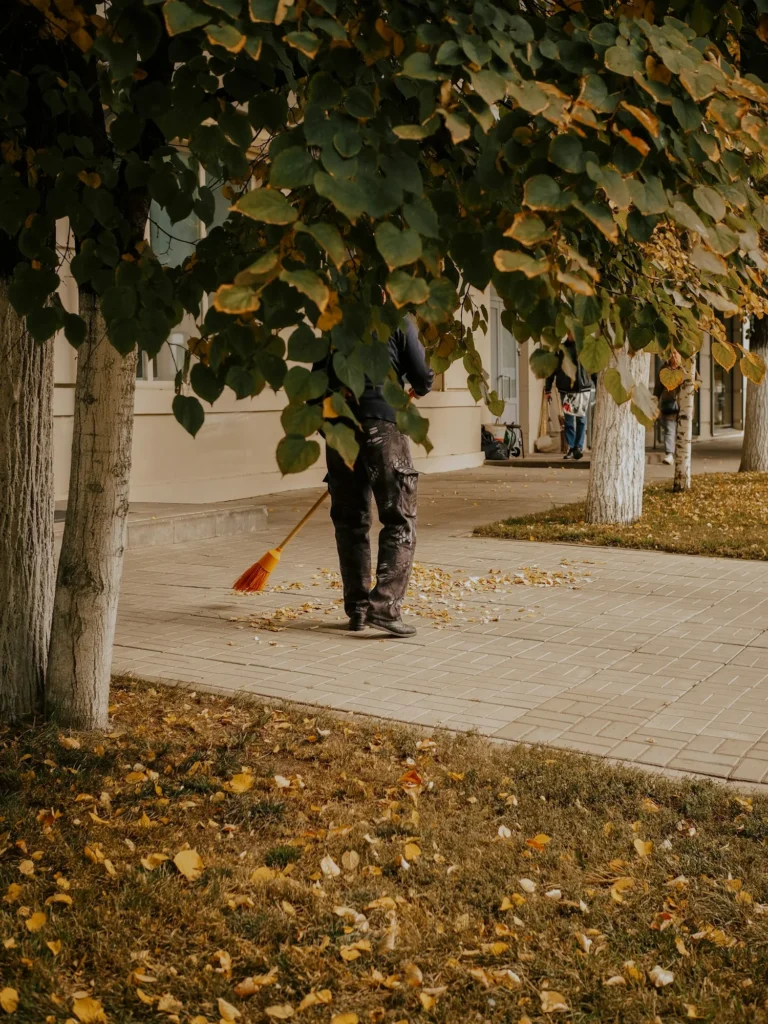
[
  {"xmin": 218, "ymin": 997, "xmax": 241, "ymax": 1021},
  {"xmin": 225, "ymin": 772, "xmax": 254, "ymax": 794},
  {"xmin": 633, "ymin": 839, "xmax": 653, "ymax": 858},
  {"xmin": 76, "ymin": 171, "xmax": 101, "ymax": 189},
  {"xmin": 298, "ymin": 990, "xmax": 332, "ymax": 1009},
  {"xmin": 124, "ymin": 771, "xmax": 147, "ymax": 784},
  {"xmin": 675, "ymin": 937, "xmax": 689, "ymax": 957},
  {"xmin": 317, "ymin": 304, "xmax": 344, "ymax": 331},
  {"xmin": 526, "ymin": 833, "xmax": 551, "ymax": 852},
  {"xmin": 610, "ymin": 877, "xmax": 634, "ymax": 903},
  {"xmin": 140, "ymin": 853, "xmax": 169, "ymax": 871},
  {"xmin": 341, "ymin": 850, "xmax": 359, "ymax": 871},
  {"xmin": 3, "ymin": 884, "xmax": 22, "ymax": 903},
  {"xmin": 59, "ymin": 735, "xmax": 81, "ymax": 750},
  {"xmin": 641, "ymin": 798, "xmax": 660, "ymax": 813},
  {"xmin": 72, "ymin": 996, "xmax": 107, "ymax": 1023},
  {"xmin": 173, "ymin": 848, "xmax": 204, "ymax": 881},
  {"xmin": 25, "ymin": 911, "xmax": 46, "ymax": 933},
  {"xmin": 419, "ymin": 994, "xmax": 436, "ymax": 1011},
  {"xmin": 18, "ymin": 860, "xmax": 34, "ymax": 877},
  {"xmin": 46, "ymin": 940, "xmax": 62, "ymax": 956},
  {"xmin": 250, "ymin": 866, "xmax": 276, "ymax": 883},
  {"xmin": 331, "ymin": 1015, "xmax": 358, "ymax": 1024},
  {"xmin": 265, "ymin": 1005, "xmax": 294, "ymax": 1020},
  {"xmin": 540, "ymin": 990, "xmax": 569, "ymax": 1013},
  {"xmin": 404, "ymin": 842, "xmax": 421, "ymax": 860},
  {"xmin": 45, "ymin": 893, "xmax": 73, "ymax": 905},
  {"xmin": 0, "ymin": 988, "xmax": 18, "ymax": 1013},
  {"xmin": 499, "ymin": 896, "xmax": 513, "ymax": 911},
  {"xmin": 404, "ymin": 963, "xmax": 423, "ymax": 987}
]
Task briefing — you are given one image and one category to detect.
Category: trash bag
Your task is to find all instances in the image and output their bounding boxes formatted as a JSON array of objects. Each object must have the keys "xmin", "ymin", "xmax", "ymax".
[{"xmin": 481, "ymin": 427, "xmax": 509, "ymax": 461}]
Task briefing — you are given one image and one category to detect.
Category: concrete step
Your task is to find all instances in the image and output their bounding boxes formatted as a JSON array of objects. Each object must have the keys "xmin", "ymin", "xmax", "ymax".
[{"xmin": 54, "ymin": 501, "xmax": 269, "ymax": 549}]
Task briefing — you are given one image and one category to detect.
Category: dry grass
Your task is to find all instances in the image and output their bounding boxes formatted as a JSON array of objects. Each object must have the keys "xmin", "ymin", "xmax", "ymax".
[
  {"xmin": 477, "ymin": 472, "xmax": 768, "ymax": 560},
  {"xmin": 2, "ymin": 681, "xmax": 768, "ymax": 1024}
]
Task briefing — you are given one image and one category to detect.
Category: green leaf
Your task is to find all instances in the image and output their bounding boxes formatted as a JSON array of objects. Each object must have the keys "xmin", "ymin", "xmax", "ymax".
[
  {"xmin": 604, "ymin": 43, "xmax": 644, "ymax": 76},
  {"xmin": 287, "ymin": 323, "xmax": 329, "ymax": 363},
  {"xmin": 213, "ymin": 284, "xmax": 260, "ymax": 314},
  {"xmin": 190, "ymin": 362, "xmax": 224, "ymax": 404},
  {"xmin": 523, "ymin": 175, "xmax": 570, "ymax": 212},
  {"xmin": 357, "ymin": 340, "xmax": 391, "ymax": 382},
  {"xmin": 548, "ymin": 134, "xmax": 584, "ymax": 174},
  {"xmin": 670, "ymin": 199, "xmax": 707, "ymax": 236},
  {"xmin": 173, "ymin": 394, "xmax": 205, "ymax": 437},
  {"xmin": 285, "ymin": 30, "xmax": 320, "ymax": 58},
  {"xmin": 471, "ymin": 69, "xmax": 507, "ymax": 106},
  {"xmin": 503, "ymin": 213, "xmax": 551, "ymax": 247},
  {"xmin": 26, "ymin": 306, "xmax": 62, "ymax": 343},
  {"xmin": 203, "ymin": 0, "xmax": 242, "ymax": 14},
  {"xmin": 603, "ymin": 367, "xmax": 630, "ymax": 404},
  {"xmin": 421, "ymin": 278, "xmax": 459, "ymax": 325},
  {"xmin": 333, "ymin": 126, "xmax": 361, "ymax": 158},
  {"xmin": 313, "ymin": 171, "xmax": 366, "ymax": 222},
  {"xmin": 401, "ymin": 52, "xmax": 441, "ymax": 81},
  {"xmin": 281, "ymin": 402, "xmax": 323, "ymax": 437},
  {"xmin": 579, "ymin": 335, "xmax": 611, "ymax": 374},
  {"xmin": 63, "ymin": 313, "xmax": 87, "ymax": 347},
  {"xmin": 101, "ymin": 285, "xmax": 136, "ymax": 321},
  {"xmin": 396, "ymin": 403, "xmax": 431, "ymax": 450},
  {"xmin": 295, "ymin": 222, "xmax": 347, "ymax": 269},
  {"xmin": 706, "ymin": 223, "xmax": 739, "ymax": 256},
  {"xmin": 205, "ymin": 22, "xmax": 247, "ymax": 51},
  {"xmin": 163, "ymin": 0, "xmax": 211, "ymax": 35},
  {"xmin": 279, "ymin": 269, "xmax": 329, "ymax": 312},
  {"xmin": 693, "ymin": 185, "xmax": 726, "ymax": 222},
  {"xmin": 689, "ymin": 244, "xmax": 726, "ymax": 275},
  {"xmin": 440, "ymin": 110, "xmax": 472, "ymax": 144},
  {"xmin": 530, "ymin": 348, "xmax": 558, "ymax": 379},
  {"xmin": 375, "ymin": 223, "xmax": 422, "ymax": 269},
  {"xmin": 276, "ymin": 435, "xmax": 321, "ymax": 474},
  {"xmin": 403, "ymin": 198, "xmax": 439, "ymax": 239},
  {"xmin": 383, "ymin": 378, "xmax": 410, "ymax": 411},
  {"xmin": 323, "ymin": 421, "xmax": 359, "ymax": 468},
  {"xmin": 333, "ymin": 351, "xmax": 365, "ymax": 397},
  {"xmin": 233, "ymin": 188, "xmax": 298, "ymax": 224},
  {"xmin": 386, "ymin": 271, "xmax": 430, "ymax": 308},
  {"xmin": 270, "ymin": 147, "xmax": 316, "ymax": 188},
  {"xmin": 110, "ymin": 113, "xmax": 143, "ymax": 152},
  {"xmin": 630, "ymin": 381, "xmax": 657, "ymax": 426}
]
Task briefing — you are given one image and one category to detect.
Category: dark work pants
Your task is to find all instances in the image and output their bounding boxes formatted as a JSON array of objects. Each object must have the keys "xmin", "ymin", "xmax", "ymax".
[{"xmin": 326, "ymin": 419, "xmax": 418, "ymax": 623}]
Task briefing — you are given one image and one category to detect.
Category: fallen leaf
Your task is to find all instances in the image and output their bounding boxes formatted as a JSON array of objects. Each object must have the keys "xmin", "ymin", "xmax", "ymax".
[
  {"xmin": 274, "ymin": 775, "xmax": 291, "ymax": 789},
  {"xmin": 140, "ymin": 853, "xmax": 169, "ymax": 871},
  {"xmin": 25, "ymin": 911, "xmax": 46, "ymax": 933},
  {"xmin": 3, "ymin": 884, "xmax": 22, "ymax": 903},
  {"xmin": 298, "ymin": 990, "xmax": 332, "ymax": 1009},
  {"xmin": 0, "ymin": 988, "xmax": 18, "ymax": 1013},
  {"xmin": 45, "ymin": 893, "xmax": 73, "ymax": 906},
  {"xmin": 173, "ymin": 849, "xmax": 204, "ymax": 881},
  {"xmin": 610, "ymin": 877, "xmax": 634, "ymax": 903},
  {"xmin": 675, "ymin": 937, "xmax": 689, "ymax": 957},
  {"xmin": 59, "ymin": 735, "xmax": 81, "ymax": 750},
  {"xmin": 642, "ymin": 798, "xmax": 660, "ymax": 813},
  {"xmin": 519, "ymin": 878, "xmax": 536, "ymax": 894},
  {"xmin": 634, "ymin": 839, "xmax": 653, "ymax": 858},
  {"xmin": 265, "ymin": 1005, "xmax": 294, "ymax": 1020},
  {"xmin": 526, "ymin": 833, "xmax": 552, "ymax": 852},
  {"xmin": 649, "ymin": 965, "xmax": 675, "ymax": 988},
  {"xmin": 218, "ymin": 997, "xmax": 241, "ymax": 1021},
  {"xmin": 404, "ymin": 963, "xmax": 423, "ymax": 987},
  {"xmin": 540, "ymin": 990, "xmax": 569, "ymax": 1013},
  {"xmin": 234, "ymin": 967, "xmax": 278, "ymax": 997},
  {"xmin": 342, "ymin": 850, "xmax": 359, "ymax": 871},
  {"xmin": 330, "ymin": 1015, "xmax": 358, "ymax": 1024},
  {"xmin": 225, "ymin": 773, "xmax": 254, "ymax": 794},
  {"xmin": 46, "ymin": 940, "xmax": 62, "ymax": 956},
  {"xmin": 604, "ymin": 975, "xmax": 626, "ymax": 987},
  {"xmin": 498, "ymin": 825, "xmax": 512, "ymax": 840},
  {"xmin": 250, "ymin": 866, "xmax": 277, "ymax": 883},
  {"xmin": 321, "ymin": 855, "xmax": 340, "ymax": 878},
  {"xmin": 404, "ymin": 842, "xmax": 421, "ymax": 860},
  {"xmin": 18, "ymin": 861, "xmax": 34, "ymax": 877},
  {"xmin": 419, "ymin": 993, "xmax": 436, "ymax": 1011},
  {"xmin": 72, "ymin": 995, "xmax": 108, "ymax": 1023},
  {"xmin": 157, "ymin": 994, "xmax": 183, "ymax": 1012}
]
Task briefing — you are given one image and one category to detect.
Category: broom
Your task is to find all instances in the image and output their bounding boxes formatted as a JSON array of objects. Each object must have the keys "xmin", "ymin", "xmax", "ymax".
[{"xmin": 232, "ymin": 490, "xmax": 329, "ymax": 593}]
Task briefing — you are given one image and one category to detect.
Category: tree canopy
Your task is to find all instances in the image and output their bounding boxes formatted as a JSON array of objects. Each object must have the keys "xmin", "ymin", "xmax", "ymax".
[{"xmin": 3, "ymin": 0, "xmax": 768, "ymax": 470}]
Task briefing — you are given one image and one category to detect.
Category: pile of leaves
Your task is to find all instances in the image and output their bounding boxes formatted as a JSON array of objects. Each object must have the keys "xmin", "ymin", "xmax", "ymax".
[
  {"xmin": 2, "ymin": 682, "xmax": 768, "ymax": 1023},
  {"xmin": 477, "ymin": 471, "xmax": 768, "ymax": 561}
]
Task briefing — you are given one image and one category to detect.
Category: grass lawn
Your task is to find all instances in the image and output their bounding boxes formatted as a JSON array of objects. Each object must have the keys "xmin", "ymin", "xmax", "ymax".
[
  {"xmin": 2, "ymin": 683, "xmax": 768, "ymax": 1023},
  {"xmin": 477, "ymin": 472, "xmax": 768, "ymax": 560}
]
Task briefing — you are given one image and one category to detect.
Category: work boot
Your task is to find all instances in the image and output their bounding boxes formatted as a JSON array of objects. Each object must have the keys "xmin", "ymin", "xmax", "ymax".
[
  {"xmin": 348, "ymin": 613, "xmax": 368, "ymax": 632},
  {"xmin": 572, "ymin": 448, "xmax": 584, "ymax": 461},
  {"xmin": 366, "ymin": 612, "xmax": 417, "ymax": 638},
  {"xmin": 563, "ymin": 448, "xmax": 574, "ymax": 460}
]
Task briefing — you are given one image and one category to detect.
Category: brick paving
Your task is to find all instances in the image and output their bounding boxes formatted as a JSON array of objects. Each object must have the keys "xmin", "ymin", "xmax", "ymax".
[{"xmin": 113, "ymin": 442, "xmax": 768, "ymax": 787}]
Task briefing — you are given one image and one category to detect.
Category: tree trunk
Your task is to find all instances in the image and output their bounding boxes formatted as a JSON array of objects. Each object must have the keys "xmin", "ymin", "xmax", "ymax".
[
  {"xmin": 740, "ymin": 316, "xmax": 768, "ymax": 472},
  {"xmin": 673, "ymin": 362, "xmax": 695, "ymax": 492},
  {"xmin": 585, "ymin": 349, "xmax": 650, "ymax": 524},
  {"xmin": 46, "ymin": 293, "xmax": 138, "ymax": 729},
  {"xmin": 0, "ymin": 279, "xmax": 55, "ymax": 722}
]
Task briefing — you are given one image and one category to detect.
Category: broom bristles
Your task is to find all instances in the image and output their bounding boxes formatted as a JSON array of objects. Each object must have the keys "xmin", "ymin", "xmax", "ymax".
[{"xmin": 232, "ymin": 561, "xmax": 272, "ymax": 593}]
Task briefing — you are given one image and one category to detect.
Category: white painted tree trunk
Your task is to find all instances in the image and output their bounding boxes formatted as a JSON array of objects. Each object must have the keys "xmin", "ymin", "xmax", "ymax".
[
  {"xmin": 740, "ymin": 317, "xmax": 768, "ymax": 473},
  {"xmin": 0, "ymin": 279, "xmax": 55, "ymax": 721},
  {"xmin": 585, "ymin": 349, "xmax": 650, "ymax": 524},
  {"xmin": 673, "ymin": 363, "xmax": 695, "ymax": 492},
  {"xmin": 46, "ymin": 293, "xmax": 138, "ymax": 729}
]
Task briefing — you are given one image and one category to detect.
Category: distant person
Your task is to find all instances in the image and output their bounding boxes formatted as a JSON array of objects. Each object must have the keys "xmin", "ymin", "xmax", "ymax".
[
  {"xmin": 315, "ymin": 317, "xmax": 434, "ymax": 637},
  {"xmin": 544, "ymin": 339, "xmax": 595, "ymax": 461},
  {"xmin": 654, "ymin": 358, "xmax": 682, "ymax": 466}
]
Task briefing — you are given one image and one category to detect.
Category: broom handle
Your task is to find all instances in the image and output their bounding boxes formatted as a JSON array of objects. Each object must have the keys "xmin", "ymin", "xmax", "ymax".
[{"xmin": 277, "ymin": 490, "xmax": 329, "ymax": 550}]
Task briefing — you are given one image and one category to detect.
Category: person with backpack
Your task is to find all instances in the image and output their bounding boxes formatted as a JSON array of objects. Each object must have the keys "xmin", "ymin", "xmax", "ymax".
[
  {"xmin": 315, "ymin": 316, "xmax": 434, "ymax": 637},
  {"xmin": 543, "ymin": 339, "xmax": 595, "ymax": 461}
]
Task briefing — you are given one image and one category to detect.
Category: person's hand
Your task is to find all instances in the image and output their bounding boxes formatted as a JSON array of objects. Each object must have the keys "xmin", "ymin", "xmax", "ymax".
[
  {"xmin": 408, "ymin": 387, "xmax": 417, "ymax": 399},
  {"xmin": 546, "ymin": 392, "xmax": 552, "ymax": 401}
]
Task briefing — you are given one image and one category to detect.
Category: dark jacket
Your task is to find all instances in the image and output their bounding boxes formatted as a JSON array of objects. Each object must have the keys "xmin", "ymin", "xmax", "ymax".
[
  {"xmin": 654, "ymin": 376, "xmax": 680, "ymax": 415},
  {"xmin": 317, "ymin": 317, "xmax": 434, "ymax": 423},
  {"xmin": 544, "ymin": 341, "xmax": 594, "ymax": 395}
]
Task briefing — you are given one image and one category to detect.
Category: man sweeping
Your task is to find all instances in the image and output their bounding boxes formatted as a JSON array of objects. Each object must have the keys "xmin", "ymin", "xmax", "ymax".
[{"xmin": 319, "ymin": 317, "xmax": 434, "ymax": 637}]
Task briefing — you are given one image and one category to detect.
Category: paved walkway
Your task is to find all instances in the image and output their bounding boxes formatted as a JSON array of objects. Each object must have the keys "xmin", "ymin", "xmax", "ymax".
[{"xmin": 114, "ymin": 436, "xmax": 768, "ymax": 787}]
